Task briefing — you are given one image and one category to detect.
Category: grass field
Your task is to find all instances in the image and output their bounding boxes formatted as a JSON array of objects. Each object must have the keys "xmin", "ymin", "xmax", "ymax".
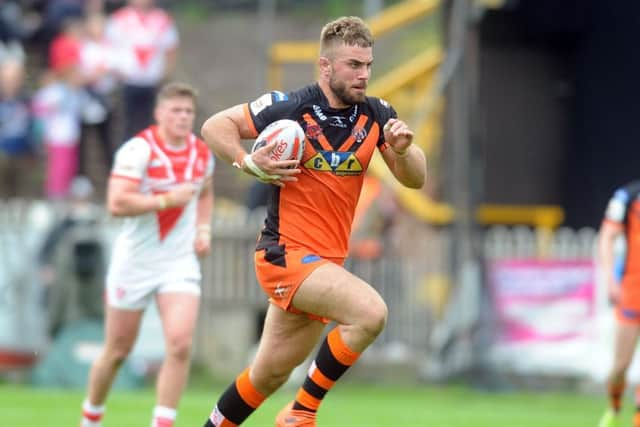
[{"xmin": 0, "ymin": 382, "xmax": 626, "ymax": 426}]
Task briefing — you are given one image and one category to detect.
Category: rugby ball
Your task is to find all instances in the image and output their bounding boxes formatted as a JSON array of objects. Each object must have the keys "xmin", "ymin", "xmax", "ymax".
[{"xmin": 251, "ymin": 119, "xmax": 305, "ymax": 162}]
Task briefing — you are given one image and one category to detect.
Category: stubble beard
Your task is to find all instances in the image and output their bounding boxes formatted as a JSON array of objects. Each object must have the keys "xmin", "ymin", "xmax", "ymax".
[{"xmin": 329, "ymin": 75, "xmax": 365, "ymax": 106}]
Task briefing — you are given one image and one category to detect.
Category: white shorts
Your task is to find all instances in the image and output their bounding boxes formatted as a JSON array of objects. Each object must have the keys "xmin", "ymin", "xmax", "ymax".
[{"xmin": 106, "ymin": 277, "xmax": 201, "ymax": 310}]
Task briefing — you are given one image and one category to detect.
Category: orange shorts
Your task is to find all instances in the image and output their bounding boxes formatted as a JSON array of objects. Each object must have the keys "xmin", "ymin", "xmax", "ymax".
[
  {"xmin": 616, "ymin": 274, "xmax": 640, "ymax": 324},
  {"xmin": 254, "ymin": 245, "xmax": 343, "ymax": 322}
]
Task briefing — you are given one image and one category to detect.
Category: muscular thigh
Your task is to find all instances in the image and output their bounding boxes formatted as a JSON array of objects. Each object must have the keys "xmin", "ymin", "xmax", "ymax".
[
  {"xmin": 104, "ymin": 306, "xmax": 144, "ymax": 352},
  {"xmin": 156, "ymin": 292, "xmax": 200, "ymax": 343},
  {"xmin": 292, "ymin": 262, "xmax": 384, "ymax": 326}
]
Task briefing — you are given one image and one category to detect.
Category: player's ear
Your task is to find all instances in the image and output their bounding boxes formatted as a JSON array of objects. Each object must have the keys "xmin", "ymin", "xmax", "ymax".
[{"xmin": 319, "ymin": 56, "xmax": 331, "ymax": 76}]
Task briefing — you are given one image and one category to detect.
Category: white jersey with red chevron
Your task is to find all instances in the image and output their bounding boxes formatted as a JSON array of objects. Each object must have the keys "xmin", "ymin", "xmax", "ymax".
[
  {"xmin": 106, "ymin": 125, "xmax": 214, "ymax": 289},
  {"xmin": 106, "ymin": 6, "xmax": 178, "ymax": 86}
]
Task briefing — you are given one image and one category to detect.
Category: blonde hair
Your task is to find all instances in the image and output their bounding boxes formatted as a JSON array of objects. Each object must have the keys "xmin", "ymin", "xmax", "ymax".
[
  {"xmin": 319, "ymin": 16, "xmax": 374, "ymax": 57},
  {"xmin": 156, "ymin": 81, "xmax": 198, "ymax": 105}
]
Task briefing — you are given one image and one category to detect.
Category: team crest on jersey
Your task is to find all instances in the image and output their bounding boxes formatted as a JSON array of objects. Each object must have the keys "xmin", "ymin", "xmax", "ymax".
[
  {"xmin": 304, "ymin": 151, "xmax": 363, "ymax": 176},
  {"xmin": 305, "ymin": 123, "xmax": 323, "ymax": 139},
  {"xmin": 352, "ymin": 126, "xmax": 367, "ymax": 142}
]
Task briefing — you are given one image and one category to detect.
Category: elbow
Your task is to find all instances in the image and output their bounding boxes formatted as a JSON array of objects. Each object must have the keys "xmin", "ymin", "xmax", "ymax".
[
  {"xmin": 200, "ymin": 117, "xmax": 212, "ymax": 141},
  {"xmin": 107, "ymin": 197, "xmax": 127, "ymax": 217},
  {"xmin": 405, "ymin": 165, "xmax": 427, "ymax": 189},
  {"xmin": 200, "ymin": 115, "xmax": 220, "ymax": 145}
]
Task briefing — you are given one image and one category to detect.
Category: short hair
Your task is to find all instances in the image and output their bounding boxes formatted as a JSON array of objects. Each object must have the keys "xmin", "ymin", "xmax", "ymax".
[
  {"xmin": 320, "ymin": 16, "xmax": 374, "ymax": 57},
  {"xmin": 156, "ymin": 82, "xmax": 198, "ymax": 105}
]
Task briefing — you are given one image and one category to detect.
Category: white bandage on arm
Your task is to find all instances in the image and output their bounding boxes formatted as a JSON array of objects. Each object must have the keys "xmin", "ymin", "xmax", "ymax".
[{"xmin": 243, "ymin": 154, "xmax": 280, "ymax": 182}]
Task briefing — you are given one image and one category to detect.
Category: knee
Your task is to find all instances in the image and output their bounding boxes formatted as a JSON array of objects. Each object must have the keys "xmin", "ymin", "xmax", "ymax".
[
  {"xmin": 358, "ymin": 297, "xmax": 388, "ymax": 339},
  {"xmin": 165, "ymin": 335, "xmax": 193, "ymax": 362},
  {"xmin": 103, "ymin": 343, "xmax": 133, "ymax": 368}
]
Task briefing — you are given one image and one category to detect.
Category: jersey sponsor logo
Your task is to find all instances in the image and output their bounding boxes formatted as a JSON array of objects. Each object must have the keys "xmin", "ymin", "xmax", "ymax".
[
  {"xmin": 250, "ymin": 91, "xmax": 288, "ymax": 116},
  {"xmin": 250, "ymin": 93, "xmax": 273, "ymax": 115},
  {"xmin": 115, "ymin": 163, "xmax": 137, "ymax": 174},
  {"xmin": 304, "ymin": 151, "xmax": 363, "ymax": 176},
  {"xmin": 312, "ymin": 104, "xmax": 327, "ymax": 121},
  {"xmin": 349, "ymin": 105, "xmax": 359, "ymax": 122}
]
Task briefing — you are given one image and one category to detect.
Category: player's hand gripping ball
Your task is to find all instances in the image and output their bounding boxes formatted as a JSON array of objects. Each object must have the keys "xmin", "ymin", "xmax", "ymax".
[{"xmin": 251, "ymin": 119, "xmax": 306, "ymax": 162}]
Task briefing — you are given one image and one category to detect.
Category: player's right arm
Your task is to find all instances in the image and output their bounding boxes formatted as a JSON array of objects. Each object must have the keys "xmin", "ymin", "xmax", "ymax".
[
  {"xmin": 598, "ymin": 189, "xmax": 627, "ymax": 304},
  {"xmin": 200, "ymin": 103, "xmax": 300, "ymax": 186},
  {"xmin": 107, "ymin": 138, "xmax": 195, "ymax": 217}
]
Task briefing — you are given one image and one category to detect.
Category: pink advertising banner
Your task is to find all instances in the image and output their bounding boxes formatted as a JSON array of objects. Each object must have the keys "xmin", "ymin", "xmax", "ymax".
[{"xmin": 488, "ymin": 259, "xmax": 596, "ymax": 343}]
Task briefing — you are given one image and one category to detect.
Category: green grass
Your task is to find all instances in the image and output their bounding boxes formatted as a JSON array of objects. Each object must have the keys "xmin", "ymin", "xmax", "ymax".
[{"xmin": 0, "ymin": 382, "xmax": 621, "ymax": 426}]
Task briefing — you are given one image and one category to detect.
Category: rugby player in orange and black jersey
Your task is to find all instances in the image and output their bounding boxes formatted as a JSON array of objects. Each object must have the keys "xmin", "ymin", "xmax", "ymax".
[{"xmin": 243, "ymin": 83, "xmax": 397, "ymax": 260}]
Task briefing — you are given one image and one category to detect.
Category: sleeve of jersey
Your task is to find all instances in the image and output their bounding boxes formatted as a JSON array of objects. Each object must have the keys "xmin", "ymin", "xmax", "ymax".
[
  {"xmin": 110, "ymin": 138, "xmax": 151, "ymax": 182},
  {"xmin": 603, "ymin": 189, "xmax": 629, "ymax": 227},
  {"xmin": 162, "ymin": 21, "xmax": 179, "ymax": 48},
  {"xmin": 371, "ymin": 98, "xmax": 398, "ymax": 152},
  {"xmin": 243, "ymin": 90, "xmax": 295, "ymax": 137}
]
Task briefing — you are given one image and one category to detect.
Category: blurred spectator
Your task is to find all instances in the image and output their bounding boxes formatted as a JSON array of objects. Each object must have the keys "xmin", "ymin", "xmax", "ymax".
[
  {"xmin": 0, "ymin": 57, "xmax": 34, "ymax": 197},
  {"xmin": 38, "ymin": 175, "xmax": 105, "ymax": 337},
  {"xmin": 106, "ymin": 0, "xmax": 179, "ymax": 138},
  {"xmin": 246, "ymin": 181, "xmax": 270, "ymax": 211},
  {"xmin": 32, "ymin": 60, "xmax": 85, "ymax": 199},
  {"xmin": 0, "ymin": 0, "xmax": 40, "ymax": 44},
  {"xmin": 48, "ymin": 14, "xmax": 83, "ymax": 74},
  {"xmin": 40, "ymin": 0, "xmax": 84, "ymax": 47},
  {"xmin": 349, "ymin": 175, "xmax": 398, "ymax": 260},
  {"xmin": 78, "ymin": 12, "xmax": 119, "ymax": 175}
]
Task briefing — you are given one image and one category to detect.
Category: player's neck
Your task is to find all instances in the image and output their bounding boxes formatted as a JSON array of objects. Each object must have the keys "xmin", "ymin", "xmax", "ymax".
[
  {"xmin": 318, "ymin": 80, "xmax": 349, "ymax": 109},
  {"xmin": 157, "ymin": 127, "xmax": 187, "ymax": 150}
]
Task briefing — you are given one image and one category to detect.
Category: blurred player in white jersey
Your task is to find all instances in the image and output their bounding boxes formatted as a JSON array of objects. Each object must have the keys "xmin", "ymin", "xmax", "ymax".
[
  {"xmin": 79, "ymin": 82, "xmax": 215, "ymax": 427},
  {"xmin": 106, "ymin": 0, "xmax": 179, "ymax": 138}
]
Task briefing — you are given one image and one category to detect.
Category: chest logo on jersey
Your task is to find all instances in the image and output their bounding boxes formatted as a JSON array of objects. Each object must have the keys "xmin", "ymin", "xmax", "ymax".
[
  {"xmin": 352, "ymin": 126, "xmax": 368, "ymax": 142},
  {"xmin": 305, "ymin": 123, "xmax": 323, "ymax": 140},
  {"xmin": 304, "ymin": 151, "xmax": 363, "ymax": 176}
]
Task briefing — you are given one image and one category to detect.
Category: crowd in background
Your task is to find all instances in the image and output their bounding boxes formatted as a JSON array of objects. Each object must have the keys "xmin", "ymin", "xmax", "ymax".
[{"xmin": 0, "ymin": 0, "xmax": 178, "ymax": 200}]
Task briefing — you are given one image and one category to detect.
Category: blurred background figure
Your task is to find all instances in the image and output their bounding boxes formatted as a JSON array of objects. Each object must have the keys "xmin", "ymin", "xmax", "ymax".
[
  {"xmin": 38, "ymin": 175, "xmax": 105, "ymax": 338},
  {"xmin": 78, "ymin": 11, "xmax": 120, "ymax": 177},
  {"xmin": 349, "ymin": 175, "xmax": 398, "ymax": 262},
  {"xmin": 0, "ymin": 0, "xmax": 39, "ymax": 59},
  {"xmin": 38, "ymin": 0, "xmax": 84, "ymax": 48},
  {"xmin": 32, "ymin": 20, "xmax": 86, "ymax": 200},
  {"xmin": 0, "ymin": 57, "xmax": 35, "ymax": 198},
  {"xmin": 106, "ymin": 0, "xmax": 178, "ymax": 139}
]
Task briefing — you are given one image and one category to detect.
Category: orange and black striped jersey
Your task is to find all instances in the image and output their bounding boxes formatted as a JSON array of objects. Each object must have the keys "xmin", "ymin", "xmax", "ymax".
[
  {"xmin": 243, "ymin": 83, "xmax": 396, "ymax": 258},
  {"xmin": 603, "ymin": 181, "xmax": 640, "ymax": 277}
]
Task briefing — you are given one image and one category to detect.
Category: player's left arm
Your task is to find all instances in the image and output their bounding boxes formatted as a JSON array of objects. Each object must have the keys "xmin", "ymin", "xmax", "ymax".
[
  {"xmin": 380, "ymin": 118, "xmax": 427, "ymax": 189},
  {"xmin": 194, "ymin": 175, "xmax": 213, "ymax": 258}
]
